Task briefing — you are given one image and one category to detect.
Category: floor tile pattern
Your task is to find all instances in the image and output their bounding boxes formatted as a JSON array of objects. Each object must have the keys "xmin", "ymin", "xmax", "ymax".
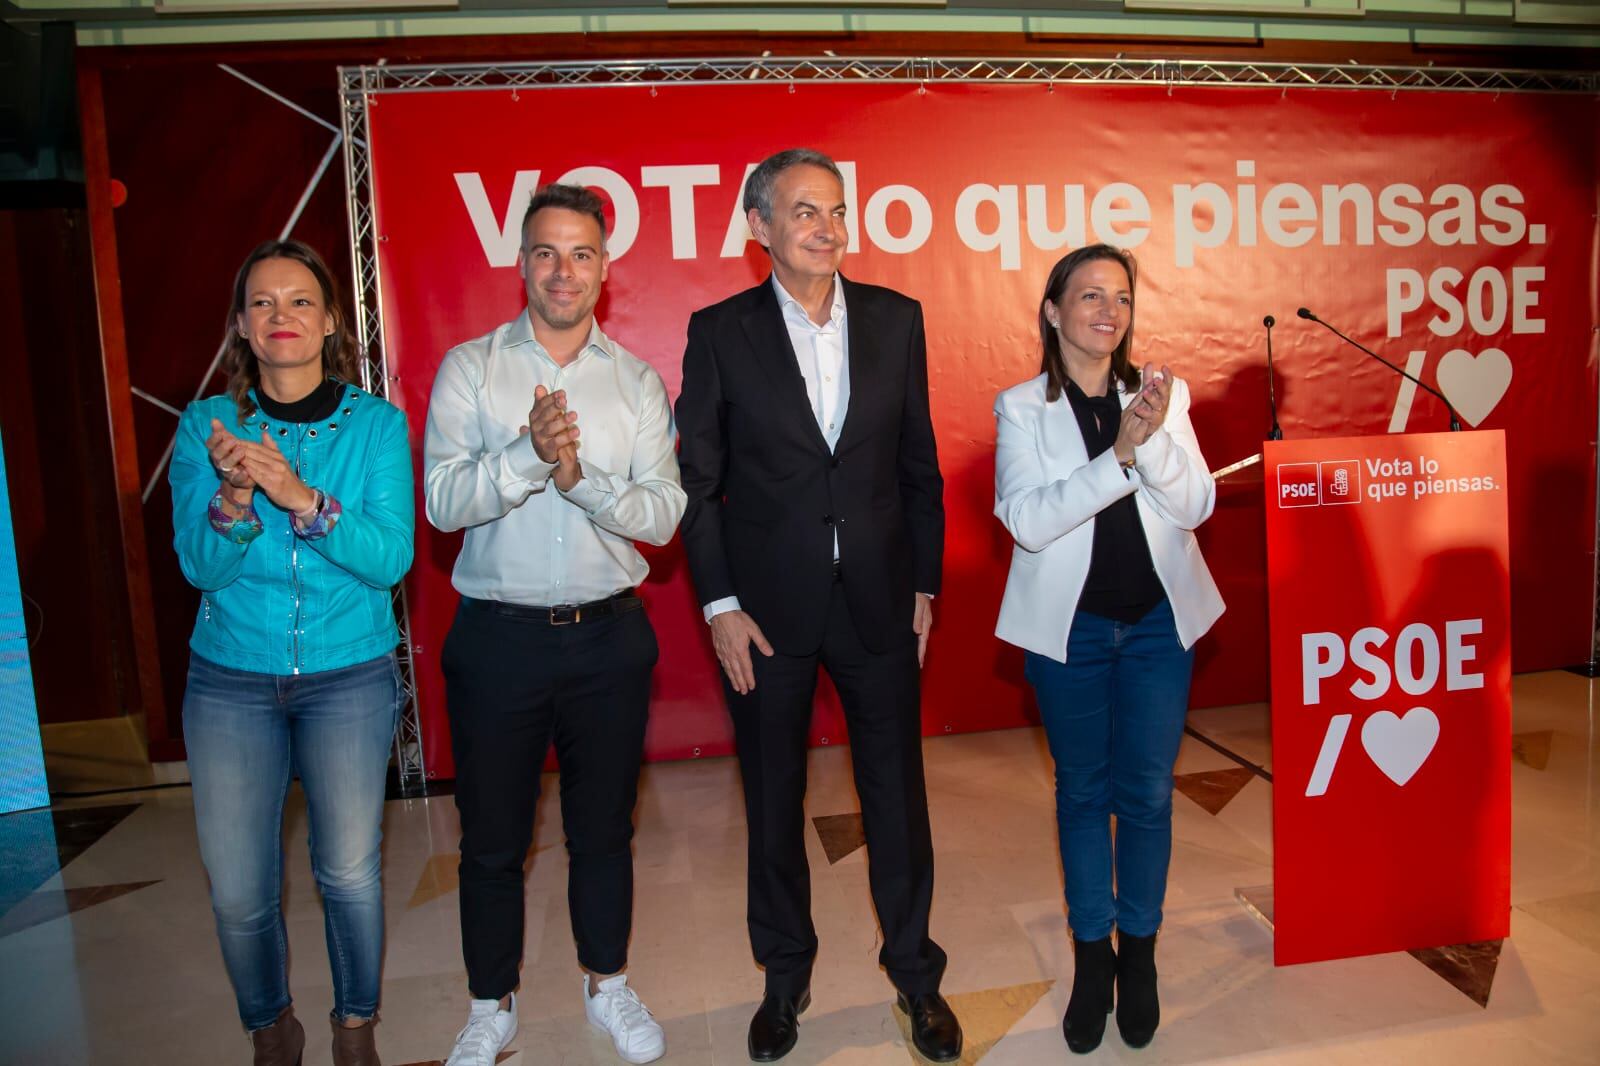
[{"xmin": 2, "ymin": 670, "xmax": 1597, "ymax": 1064}]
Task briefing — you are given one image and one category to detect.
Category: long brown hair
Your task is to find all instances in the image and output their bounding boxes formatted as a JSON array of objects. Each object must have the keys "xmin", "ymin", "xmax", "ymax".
[
  {"xmin": 222, "ymin": 239, "xmax": 357, "ymax": 421},
  {"xmin": 1038, "ymin": 243, "xmax": 1139, "ymax": 403}
]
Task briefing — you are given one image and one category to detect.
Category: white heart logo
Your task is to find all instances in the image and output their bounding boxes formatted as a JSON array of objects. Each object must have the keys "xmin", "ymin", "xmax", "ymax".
[
  {"xmin": 1436, "ymin": 348, "xmax": 1512, "ymax": 427},
  {"xmin": 1360, "ymin": 708, "xmax": 1440, "ymax": 786}
]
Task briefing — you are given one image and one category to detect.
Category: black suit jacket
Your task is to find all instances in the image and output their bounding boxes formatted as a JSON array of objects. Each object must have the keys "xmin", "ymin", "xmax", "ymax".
[{"xmin": 675, "ymin": 275, "xmax": 944, "ymax": 656}]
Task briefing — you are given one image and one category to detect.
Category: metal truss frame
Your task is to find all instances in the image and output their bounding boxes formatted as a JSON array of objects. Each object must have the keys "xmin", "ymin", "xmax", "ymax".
[
  {"xmin": 337, "ymin": 54, "xmax": 1600, "ymax": 789},
  {"xmin": 338, "ymin": 82, "xmax": 428, "ymax": 796},
  {"xmin": 341, "ymin": 55, "xmax": 1599, "ymax": 96}
]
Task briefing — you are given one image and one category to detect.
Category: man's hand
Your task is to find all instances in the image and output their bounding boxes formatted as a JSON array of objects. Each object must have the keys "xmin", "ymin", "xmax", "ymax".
[
  {"xmin": 913, "ymin": 592, "xmax": 934, "ymax": 667},
  {"xmin": 528, "ymin": 384, "xmax": 580, "ymax": 464},
  {"xmin": 552, "ymin": 444, "xmax": 583, "ymax": 492},
  {"xmin": 711, "ymin": 610, "xmax": 774, "ymax": 695}
]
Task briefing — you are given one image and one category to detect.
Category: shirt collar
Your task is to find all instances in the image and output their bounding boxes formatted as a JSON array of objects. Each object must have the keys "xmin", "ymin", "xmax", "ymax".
[
  {"xmin": 503, "ymin": 309, "xmax": 614, "ymax": 363},
  {"xmin": 771, "ymin": 273, "xmax": 846, "ymax": 331}
]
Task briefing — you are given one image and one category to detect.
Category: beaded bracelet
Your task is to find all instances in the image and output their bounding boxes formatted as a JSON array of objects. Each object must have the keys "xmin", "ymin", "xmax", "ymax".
[
  {"xmin": 208, "ymin": 490, "xmax": 264, "ymax": 545},
  {"xmin": 291, "ymin": 490, "xmax": 342, "ymax": 541}
]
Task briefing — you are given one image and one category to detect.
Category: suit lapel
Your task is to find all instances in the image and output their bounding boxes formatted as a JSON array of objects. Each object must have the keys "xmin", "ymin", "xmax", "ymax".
[
  {"xmin": 741, "ymin": 277, "xmax": 830, "ymax": 454},
  {"xmin": 836, "ymin": 275, "xmax": 873, "ymax": 454}
]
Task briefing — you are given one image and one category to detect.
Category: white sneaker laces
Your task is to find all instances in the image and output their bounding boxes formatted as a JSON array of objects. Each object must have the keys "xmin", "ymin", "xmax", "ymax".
[
  {"xmin": 602, "ymin": 983, "xmax": 655, "ymax": 1030},
  {"xmin": 453, "ymin": 1008, "xmax": 504, "ymax": 1057}
]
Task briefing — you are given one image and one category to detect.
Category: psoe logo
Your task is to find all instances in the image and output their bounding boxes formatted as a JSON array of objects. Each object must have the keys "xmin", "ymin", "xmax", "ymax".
[
  {"xmin": 1278, "ymin": 463, "xmax": 1320, "ymax": 508},
  {"xmin": 1319, "ymin": 460, "xmax": 1361, "ymax": 506}
]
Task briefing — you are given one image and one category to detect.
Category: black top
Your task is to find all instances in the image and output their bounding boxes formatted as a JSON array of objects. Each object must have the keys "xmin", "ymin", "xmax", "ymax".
[
  {"xmin": 257, "ymin": 378, "xmax": 344, "ymax": 424},
  {"xmin": 1064, "ymin": 378, "xmax": 1165, "ymax": 624}
]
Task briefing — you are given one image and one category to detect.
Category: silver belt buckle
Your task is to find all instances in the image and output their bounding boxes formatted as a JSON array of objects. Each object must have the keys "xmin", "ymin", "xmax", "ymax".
[{"xmin": 549, "ymin": 604, "xmax": 581, "ymax": 625}]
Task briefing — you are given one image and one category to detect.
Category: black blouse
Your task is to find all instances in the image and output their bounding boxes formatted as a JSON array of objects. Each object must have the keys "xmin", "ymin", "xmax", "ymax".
[{"xmin": 1064, "ymin": 379, "xmax": 1166, "ymax": 624}]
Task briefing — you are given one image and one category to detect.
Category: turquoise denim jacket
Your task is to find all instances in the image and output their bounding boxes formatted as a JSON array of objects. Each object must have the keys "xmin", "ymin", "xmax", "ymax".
[{"xmin": 170, "ymin": 385, "xmax": 415, "ymax": 676}]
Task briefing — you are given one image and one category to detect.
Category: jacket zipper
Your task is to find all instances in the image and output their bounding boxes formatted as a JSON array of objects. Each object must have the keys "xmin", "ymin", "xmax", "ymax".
[{"xmin": 290, "ymin": 434, "xmax": 305, "ymax": 674}]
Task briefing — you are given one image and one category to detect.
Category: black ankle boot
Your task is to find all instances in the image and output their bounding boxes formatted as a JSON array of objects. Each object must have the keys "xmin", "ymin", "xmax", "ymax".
[
  {"xmin": 1115, "ymin": 931, "xmax": 1159, "ymax": 1048},
  {"xmin": 1062, "ymin": 936, "xmax": 1116, "ymax": 1054}
]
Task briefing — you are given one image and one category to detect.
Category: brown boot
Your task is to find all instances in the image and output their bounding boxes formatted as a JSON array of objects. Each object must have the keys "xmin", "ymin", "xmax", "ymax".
[
  {"xmin": 251, "ymin": 1006, "xmax": 305, "ymax": 1066},
  {"xmin": 331, "ymin": 1017, "xmax": 380, "ymax": 1066}
]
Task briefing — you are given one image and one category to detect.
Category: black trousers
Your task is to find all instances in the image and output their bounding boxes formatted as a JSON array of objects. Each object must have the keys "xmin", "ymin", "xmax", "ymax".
[
  {"xmin": 442, "ymin": 596, "xmax": 657, "ymax": 1001},
  {"xmin": 727, "ymin": 579, "xmax": 947, "ymax": 998}
]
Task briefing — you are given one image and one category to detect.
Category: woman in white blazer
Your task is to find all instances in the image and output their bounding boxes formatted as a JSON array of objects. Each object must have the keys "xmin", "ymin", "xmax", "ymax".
[{"xmin": 993, "ymin": 244, "xmax": 1223, "ymax": 1055}]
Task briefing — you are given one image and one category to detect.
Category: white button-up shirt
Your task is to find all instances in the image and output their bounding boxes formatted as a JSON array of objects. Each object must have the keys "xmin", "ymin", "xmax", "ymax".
[
  {"xmin": 778, "ymin": 273, "xmax": 850, "ymax": 453},
  {"xmin": 424, "ymin": 311, "xmax": 686, "ymax": 606},
  {"xmin": 704, "ymin": 274, "xmax": 849, "ymax": 622}
]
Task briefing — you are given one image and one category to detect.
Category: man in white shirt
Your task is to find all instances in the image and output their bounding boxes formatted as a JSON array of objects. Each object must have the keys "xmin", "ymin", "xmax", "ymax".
[{"xmin": 424, "ymin": 183, "xmax": 685, "ymax": 1066}]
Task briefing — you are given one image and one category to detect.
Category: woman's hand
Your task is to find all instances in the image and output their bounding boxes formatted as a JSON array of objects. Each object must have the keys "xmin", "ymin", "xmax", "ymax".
[
  {"xmin": 206, "ymin": 419, "xmax": 258, "ymax": 512},
  {"xmin": 207, "ymin": 420, "xmax": 255, "ymax": 489},
  {"xmin": 1112, "ymin": 365, "xmax": 1176, "ymax": 464},
  {"xmin": 236, "ymin": 433, "xmax": 317, "ymax": 515},
  {"xmin": 1131, "ymin": 364, "xmax": 1174, "ymax": 432}
]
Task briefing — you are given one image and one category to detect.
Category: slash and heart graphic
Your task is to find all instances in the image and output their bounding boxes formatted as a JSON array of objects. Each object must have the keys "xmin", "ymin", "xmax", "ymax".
[{"xmin": 1360, "ymin": 707, "xmax": 1441, "ymax": 786}]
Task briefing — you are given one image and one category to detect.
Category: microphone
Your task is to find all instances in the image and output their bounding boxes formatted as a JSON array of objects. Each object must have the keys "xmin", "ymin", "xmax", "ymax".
[
  {"xmin": 1263, "ymin": 315, "xmax": 1283, "ymax": 441},
  {"xmin": 1296, "ymin": 307, "xmax": 1462, "ymax": 431}
]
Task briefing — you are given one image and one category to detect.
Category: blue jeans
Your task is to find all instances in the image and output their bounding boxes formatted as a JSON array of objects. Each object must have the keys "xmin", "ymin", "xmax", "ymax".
[
  {"xmin": 1025, "ymin": 599, "xmax": 1194, "ymax": 941},
  {"xmin": 184, "ymin": 652, "xmax": 400, "ymax": 1030}
]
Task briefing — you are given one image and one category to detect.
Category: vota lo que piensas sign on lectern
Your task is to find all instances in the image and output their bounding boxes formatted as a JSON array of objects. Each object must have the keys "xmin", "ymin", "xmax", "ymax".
[{"xmin": 1264, "ymin": 430, "xmax": 1510, "ymax": 966}]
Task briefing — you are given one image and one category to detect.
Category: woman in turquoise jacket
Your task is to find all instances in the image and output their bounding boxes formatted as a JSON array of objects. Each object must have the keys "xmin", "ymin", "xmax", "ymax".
[{"xmin": 171, "ymin": 238, "xmax": 414, "ymax": 1066}]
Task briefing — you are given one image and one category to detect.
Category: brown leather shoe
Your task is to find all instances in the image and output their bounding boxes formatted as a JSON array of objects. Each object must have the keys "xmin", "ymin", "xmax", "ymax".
[
  {"xmin": 331, "ymin": 1017, "xmax": 381, "ymax": 1066},
  {"xmin": 251, "ymin": 1006, "xmax": 305, "ymax": 1066}
]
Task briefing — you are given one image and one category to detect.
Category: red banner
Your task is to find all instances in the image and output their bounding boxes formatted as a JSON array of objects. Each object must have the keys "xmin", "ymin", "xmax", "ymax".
[
  {"xmin": 363, "ymin": 80, "xmax": 1596, "ymax": 778},
  {"xmin": 1265, "ymin": 432, "xmax": 1511, "ymax": 964}
]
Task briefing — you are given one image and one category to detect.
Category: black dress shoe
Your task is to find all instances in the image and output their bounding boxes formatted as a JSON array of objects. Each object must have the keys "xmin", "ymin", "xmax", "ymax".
[
  {"xmin": 897, "ymin": 992, "xmax": 963, "ymax": 1063},
  {"xmin": 748, "ymin": 988, "xmax": 810, "ymax": 1062}
]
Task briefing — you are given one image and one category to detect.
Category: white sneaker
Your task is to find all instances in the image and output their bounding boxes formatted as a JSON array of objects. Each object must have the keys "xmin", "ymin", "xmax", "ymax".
[
  {"xmin": 585, "ymin": 974, "xmax": 666, "ymax": 1064},
  {"xmin": 444, "ymin": 992, "xmax": 518, "ymax": 1066}
]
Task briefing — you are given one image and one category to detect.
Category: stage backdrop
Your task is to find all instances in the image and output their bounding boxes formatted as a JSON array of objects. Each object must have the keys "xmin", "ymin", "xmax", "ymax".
[{"xmin": 361, "ymin": 79, "xmax": 1598, "ymax": 778}]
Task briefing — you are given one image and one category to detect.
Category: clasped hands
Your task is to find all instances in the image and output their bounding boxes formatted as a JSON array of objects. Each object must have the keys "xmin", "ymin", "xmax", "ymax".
[
  {"xmin": 1112, "ymin": 364, "xmax": 1175, "ymax": 466},
  {"xmin": 522, "ymin": 385, "xmax": 583, "ymax": 492},
  {"xmin": 206, "ymin": 419, "xmax": 316, "ymax": 516}
]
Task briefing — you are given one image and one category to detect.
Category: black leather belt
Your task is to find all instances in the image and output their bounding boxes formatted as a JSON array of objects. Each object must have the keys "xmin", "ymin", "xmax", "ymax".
[{"xmin": 465, "ymin": 590, "xmax": 641, "ymax": 626}]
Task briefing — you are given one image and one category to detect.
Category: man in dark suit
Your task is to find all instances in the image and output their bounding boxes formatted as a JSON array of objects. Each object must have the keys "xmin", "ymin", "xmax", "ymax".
[{"xmin": 675, "ymin": 148, "xmax": 961, "ymax": 1063}]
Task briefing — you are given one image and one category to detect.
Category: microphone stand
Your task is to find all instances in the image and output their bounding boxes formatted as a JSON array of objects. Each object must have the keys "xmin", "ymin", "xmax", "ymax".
[
  {"xmin": 1264, "ymin": 314, "xmax": 1283, "ymax": 441},
  {"xmin": 1296, "ymin": 308, "xmax": 1462, "ymax": 432}
]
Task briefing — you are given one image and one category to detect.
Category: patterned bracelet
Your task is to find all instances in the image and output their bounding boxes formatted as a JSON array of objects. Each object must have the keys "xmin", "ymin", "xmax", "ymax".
[
  {"xmin": 291, "ymin": 490, "xmax": 342, "ymax": 540},
  {"xmin": 208, "ymin": 490, "xmax": 264, "ymax": 545}
]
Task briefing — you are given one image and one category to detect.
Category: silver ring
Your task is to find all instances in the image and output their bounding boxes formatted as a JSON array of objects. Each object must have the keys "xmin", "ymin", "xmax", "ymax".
[{"xmin": 219, "ymin": 465, "xmax": 235, "ymax": 474}]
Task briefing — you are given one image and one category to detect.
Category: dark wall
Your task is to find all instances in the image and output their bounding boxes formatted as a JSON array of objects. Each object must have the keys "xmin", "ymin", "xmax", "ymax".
[{"xmin": 0, "ymin": 207, "xmax": 139, "ymax": 723}]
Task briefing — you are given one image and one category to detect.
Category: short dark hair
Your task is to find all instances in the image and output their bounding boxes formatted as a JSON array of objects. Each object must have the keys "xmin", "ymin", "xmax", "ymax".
[
  {"xmin": 1038, "ymin": 244, "xmax": 1141, "ymax": 403},
  {"xmin": 222, "ymin": 239, "xmax": 356, "ymax": 422},
  {"xmin": 743, "ymin": 148, "xmax": 843, "ymax": 222},
  {"xmin": 521, "ymin": 183, "xmax": 608, "ymax": 248}
]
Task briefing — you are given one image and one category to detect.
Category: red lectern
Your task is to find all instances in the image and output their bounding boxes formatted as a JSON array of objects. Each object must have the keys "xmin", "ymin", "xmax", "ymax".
[{"xmin": 1262, "ymin": 431, "xmax": 1511, "ymax": 966}]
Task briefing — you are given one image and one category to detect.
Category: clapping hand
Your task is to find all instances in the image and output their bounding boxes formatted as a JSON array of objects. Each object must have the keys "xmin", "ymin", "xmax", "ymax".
[
  {"xmin": 1131, "ymin": 364, "xmax": 1173, "ymax": 431},
  {"xmin": 525, "ymin": 385, "xmax": 583, "ymax": 491},
  {"xmin": 235, "ymin": 433, "xmax": 317, "ymax": 515},
  {"xmin": 1113, "ymin": 364, "xmax": 1174, "ymax": 463},
  {"xmin": 207, "ymin": 420, "xmax": 255, "ymax": 492}
]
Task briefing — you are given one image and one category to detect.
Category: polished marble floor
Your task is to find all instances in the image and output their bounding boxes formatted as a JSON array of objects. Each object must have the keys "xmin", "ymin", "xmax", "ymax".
[{"xmin": 2, "ymin": 671, "xmax": 1598, "ymax": 1064}]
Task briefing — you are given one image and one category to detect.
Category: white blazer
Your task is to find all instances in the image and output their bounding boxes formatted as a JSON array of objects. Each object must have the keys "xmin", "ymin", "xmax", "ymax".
[{"xmin": 993, "ymin": 372, "xmax": 1225, "ymax": 662}]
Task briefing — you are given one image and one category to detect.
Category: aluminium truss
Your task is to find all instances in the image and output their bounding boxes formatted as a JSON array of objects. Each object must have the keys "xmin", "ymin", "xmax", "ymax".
[
  {"xmin": 341, "ymin": 55, "xmax": 1600, "ymax": 96},
  {"xmin": 339, "ymin": 84, "xmax": 428, "ymax": 796},
  {"xmin": 338, "ymin": 54, "xmax": 1600, "ymax": 791}
]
